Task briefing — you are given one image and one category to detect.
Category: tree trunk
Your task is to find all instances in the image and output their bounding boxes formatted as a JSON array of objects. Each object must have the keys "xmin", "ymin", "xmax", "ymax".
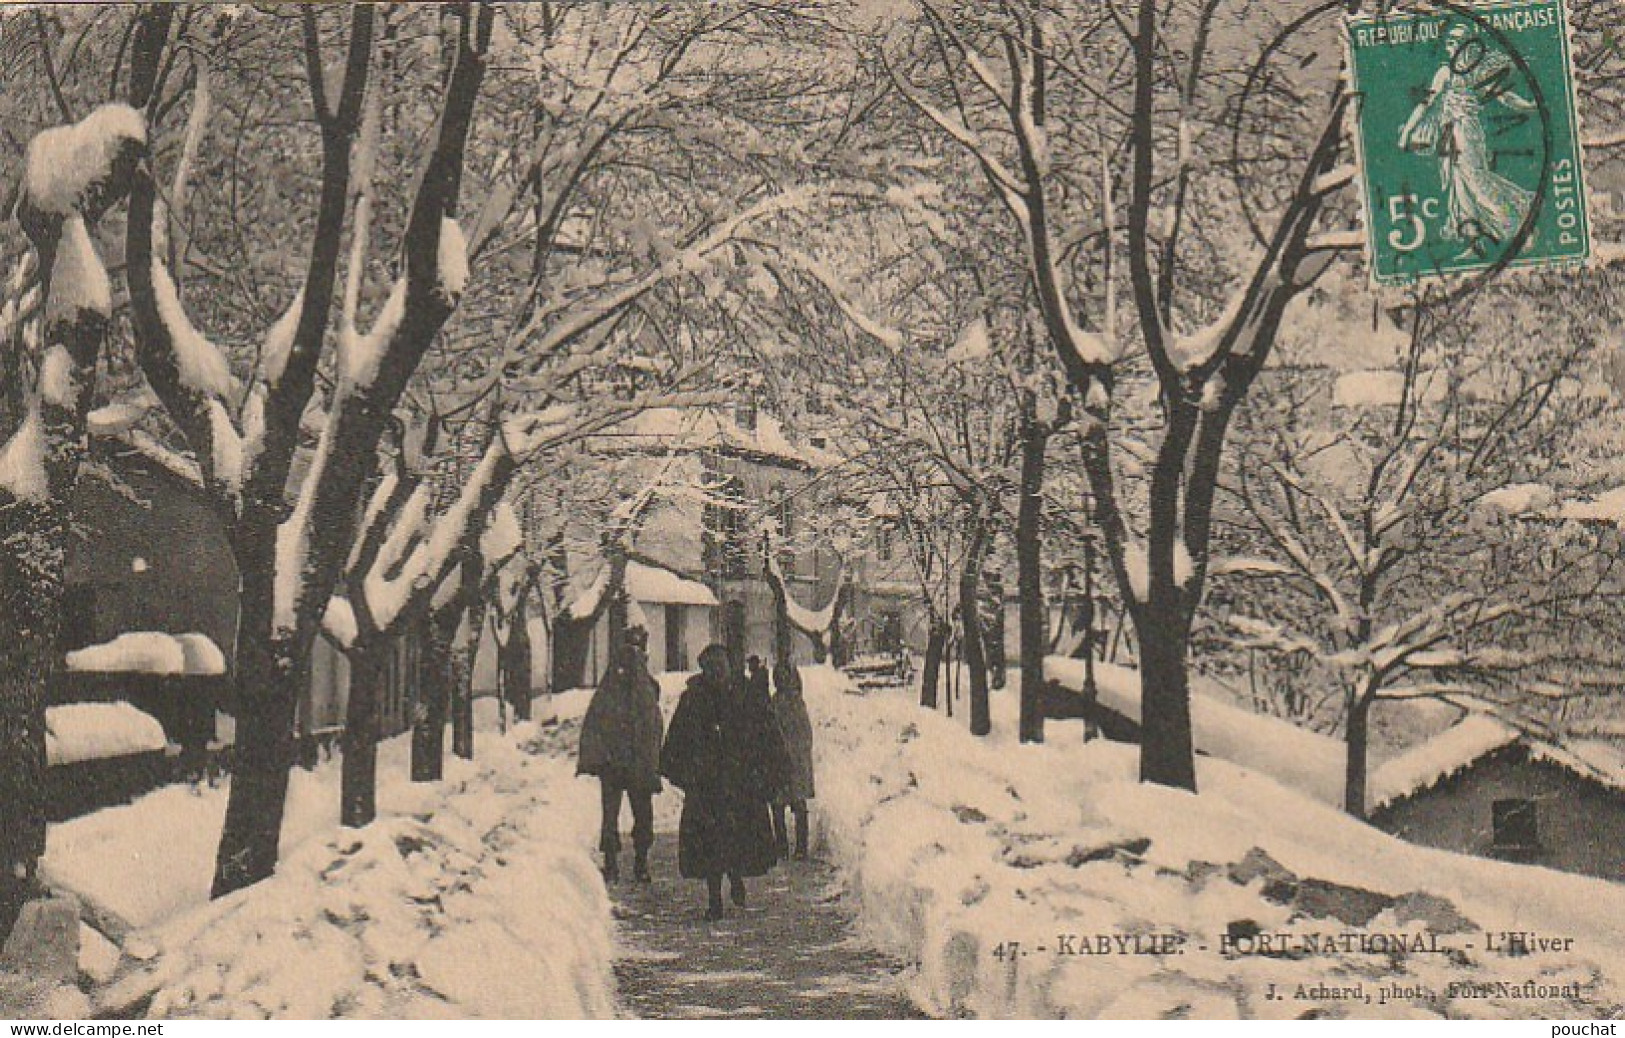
[
  {"xmin": 0, "ymin": 518, "xmax": 63, "ymax": 933},
  {"xmin": 451, "ymin": 539, "xmax": 484, "ymax": 761},
  {"xmin": 1136, "ymin": 603, "xmax": 1197, "ymax": 791},
  {"xmin": 1344, "ymin": 690, "xmax": 1373, "ymax": 819},
  {"xmin": 340, "ymin": 636, "xmax": 390, "ymax": 828},
  {"xmin": 3, "ymin": 130, "xmax": 129, "ymax": 926},
  {"xmin": 1017, "ymin": 417, "xmax": 1049, "ymax": 743},
  {"xmin": 770, "ymin": 559, "xmax": 795, "ymax": 666},
  {"xmin": 412, "ymin": 597, "xmax": 460, "ymax": 782},
  {"xmin": 828, "ymin": 581, "xmax": 853, "ymax": 667},
  {"xmin": 550, "ymin": 549, "xmax": 626, "ymax": 691},
  {"xmin": 961, "ymin": 511, "xmax": 992, "ymax": 737},
  {"xmin": 211, "ymin": 573, "xmax": 303, "ymax": 896},
  {"xmin": 550, "ymin": 614, "xmax": 595, "ymax": 692},
  {"xmin": 920, "ymin": 618, "xmax": 946, "ymax": 709},
  {"xmin": 985, "ymin": 570, "xmax": 1007, "ymax": 692},
  {"xmin": 504, "ymin": 591, "xmax": 533, "ymax": 722}
]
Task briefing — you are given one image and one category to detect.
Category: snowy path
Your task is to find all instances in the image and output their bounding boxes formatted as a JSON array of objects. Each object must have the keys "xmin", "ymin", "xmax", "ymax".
[{"xmin": 609, "ymin": 832, "xmax": 923, "ymax": 1019}]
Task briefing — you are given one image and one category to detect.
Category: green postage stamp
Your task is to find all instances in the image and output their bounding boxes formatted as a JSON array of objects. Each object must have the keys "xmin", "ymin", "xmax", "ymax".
[{"xmin": 1346, "ymin": 1, "xmax": 1591, "ymax": 285}]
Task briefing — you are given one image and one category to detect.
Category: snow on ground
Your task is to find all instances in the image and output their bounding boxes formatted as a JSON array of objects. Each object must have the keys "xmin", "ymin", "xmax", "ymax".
[
  {"xmin": 1048, "ymin": 659, "xmax": 1348, "ymax": 808},
  {"xmin": 45, "ymin": 709, "xmax": 616, "ymax": 1020},
  {"xmin": 807, "ymin": 665, "xmax": 1625, "ymax": 1020}
]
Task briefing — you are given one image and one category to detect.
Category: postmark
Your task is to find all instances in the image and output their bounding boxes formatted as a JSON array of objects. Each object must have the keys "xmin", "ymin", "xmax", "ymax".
[{"xmin": 1346, "ymin": 0, "xmax": 1591, "ymax": 286}]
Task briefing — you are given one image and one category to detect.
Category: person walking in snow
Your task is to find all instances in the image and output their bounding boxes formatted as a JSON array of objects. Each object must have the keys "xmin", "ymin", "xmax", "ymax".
[
  {"xmin": 660, "ymin": 644, "xmax": 787, "ymax": 919},
  {"xmin": 770, "ymin": 659, "xmax": 815, "ymax": 860},
  {"xmin": 745, "ymin": 654, "xmax": 770, "ymax": 707},
  {"xmin": 577, "ymin": 626, "xmax": 664, "ymax": 883}
]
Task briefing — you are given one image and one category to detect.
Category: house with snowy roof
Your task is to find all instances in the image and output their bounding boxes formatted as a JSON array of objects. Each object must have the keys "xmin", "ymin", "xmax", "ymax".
[
  {"xmin": 1046, "ymin": 657, "xmax": 1625, "ymax": 882},
  {"xmin": 1367, "ymin": 717, "xmax": 1625, "ymax": 882},
  {"xmin": 557, "ymin": 402, "xmax": 845, "ymax": 682}
]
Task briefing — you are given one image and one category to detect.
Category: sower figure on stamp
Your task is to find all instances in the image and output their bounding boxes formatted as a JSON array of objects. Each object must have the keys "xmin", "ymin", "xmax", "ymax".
[
  {"xmin": 770, "ymin": 658, "xmax": 815, "ymax": 860},
  {"xmin": 661, "ymin": 644, "xmax": 787, "ymax": 920},
  {"xmin": 1399, "ymin": 21, "xmax": 1536, "ymax": 254},
  {"xmin": 577, "ymin": 625, "xmax": 664, "ymax": 883}
]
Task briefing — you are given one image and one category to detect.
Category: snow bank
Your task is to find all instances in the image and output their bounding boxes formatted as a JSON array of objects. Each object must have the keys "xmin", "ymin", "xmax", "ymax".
[
  {"xmin": 809, "ymin": 667, "xmax": 1625, "ymax": 1020},
  {"xmin": 65, "ymin": 631, "xmax": 225, "ymax": 677},
  {"xmin": 1048, "ymin": 659, "xmax": 1347, "ymax": 808},
  {"xmin": 52, "ymin": 722, "xmax": 615, "ymax": 1020},
  {"xmin": 46, "ymin": 703, "xmax": 168, "ymax": 766}
]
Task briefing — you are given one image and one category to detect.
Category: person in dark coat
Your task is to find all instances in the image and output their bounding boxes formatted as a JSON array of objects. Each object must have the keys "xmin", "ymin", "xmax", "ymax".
[
  {"xmin": 661, "ymin": 644, "xmax": 789, "ymax": 919},
  {"xmin": 769, "ymin": 659, "xmax": 815, "ymax": 860},
  {"xmin": 745, "ymin": 654, "xmax": 769, "ymax": 705},
  {"xmin": 577, "ymin": 626, "xmax": 663, "ymax": 882}
]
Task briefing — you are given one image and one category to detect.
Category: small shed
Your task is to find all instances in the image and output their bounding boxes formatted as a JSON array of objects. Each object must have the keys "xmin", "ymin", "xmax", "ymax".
[{"xmin": 1368, "ymin": 717, "xmax": 1625, "ymax": 883}]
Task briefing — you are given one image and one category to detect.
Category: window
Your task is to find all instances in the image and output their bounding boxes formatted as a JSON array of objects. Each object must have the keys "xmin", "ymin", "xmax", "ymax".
[
  {"xmin": 703, "ymin": 475, "xmax": 749, "ymax": 580},
  {"xmin": 665, "ymin": 605, "xmax": 688, "ymax": 672},
  {"xmin": 876, "ymin": 525, "xmax": 894, "ymax": 562},
  {"xmin": 1492, "ymin": 798, "xmax": 1540, "ymax": 858}
]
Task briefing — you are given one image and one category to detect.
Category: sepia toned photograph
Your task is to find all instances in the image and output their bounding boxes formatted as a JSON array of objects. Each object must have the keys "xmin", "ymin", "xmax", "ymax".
[{"xmin": 2, "ymin": 0, "xmax": 1625, "ymax": 1023}]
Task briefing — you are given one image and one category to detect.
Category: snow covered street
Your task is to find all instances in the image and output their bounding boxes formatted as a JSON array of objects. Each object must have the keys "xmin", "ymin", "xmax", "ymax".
[{"xmin": 609, "ymin": 836, "xmax": 922, "ymax": 1019}]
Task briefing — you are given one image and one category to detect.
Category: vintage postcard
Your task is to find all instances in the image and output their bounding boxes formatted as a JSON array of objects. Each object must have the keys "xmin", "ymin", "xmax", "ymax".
[{"xmin": 3, "ymin": 0, "xmax": 1625, "ymax": 1024}]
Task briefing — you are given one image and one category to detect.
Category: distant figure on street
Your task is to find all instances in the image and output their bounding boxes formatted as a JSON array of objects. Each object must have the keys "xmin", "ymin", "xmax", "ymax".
[
  {"xmin": 661, "ymin": 644, "xmax": 788, "ymax": 919},
  {"xmin": 745, "ymin": 654, "xmax": 770, "ymax": 707},
  {"xmin": 770, "ymin": 659, "xmax": 815, "ymax": 860},
  {"xmin": 577, "ymin": 626, "xmax": 664, "ymax": 883}
]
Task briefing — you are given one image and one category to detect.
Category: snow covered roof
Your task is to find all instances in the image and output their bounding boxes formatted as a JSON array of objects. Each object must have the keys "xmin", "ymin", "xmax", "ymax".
[
  {"xmin": 1367, "ymin": 715, "xmax": 1521, "ymax": 812},
  {"xmin": 606, "ymin": 407, "xmax": 837, "ymax": 470},
  {"xmin": 1556, "ymin": 485, "xmax": 1625, "ymax": 526},
  {"xmin": 1049, "ymin": 660, "xmax": 1625, "ymax": 815},
  {"xmin": 1476, "ymin": 482, "xmax": 1556, "ymax": 519},
  {"xmin": 1369, "ymin": 716, "xmax": 1625, "ymax": 811},
  {"xmin": 566, "ymin": 559, "xmax": 718, "ymax": 617},
  {"xmin": 46, "ymin": 702, "xmax": 168, "ymax": 766},
  {"xmin": 65, "ymin": 631, "xmax": 227, "ymax": 677},
  {"xmin": 626, "ymin": 560, "xmax": 718, "ymax": 607},
  {"xmin": 1045, "ymin": 658, "xmax": 1348, "ymax": 808},
  {"xmin": 1332, "ymin": 369, "xmax": 1446, "ymax": 409}
]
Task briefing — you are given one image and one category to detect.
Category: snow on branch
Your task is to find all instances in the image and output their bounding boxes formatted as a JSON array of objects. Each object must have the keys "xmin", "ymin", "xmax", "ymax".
[
  {"xmin": 1208, "ymin": 556, "xmax": 1298, "ymax": 579},
  {"xmin": 752, "ymin": 245, "xmax": 905, "ymax": 349},
  {"xmin": 18, "ymin": 103, "xmax": 145, "ymax": 229},
  {"xmin": 257, "ymin": 290, "xmax": 304, "ymax": 388},
  {"xmin": 150, "ymin": 257, "xmax": 235, "ymax": 399},
  {"xmin": 514, "ymin": 185, "xmax": 881, "ymax": 363},
  {"xmin": 766, "ymin": 547, "xmax": 844, "ymax": 636},
  {"xmin": 1221, "ymin": 613, "xmax": 1323, "ymax": 658},
  {"xmin": 339, "ymin": 278, "xmax": 407, "ymax": 390},
  {"xmin": 361, "ymin": 438, "xmax": 516, "ymax": 632}
]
